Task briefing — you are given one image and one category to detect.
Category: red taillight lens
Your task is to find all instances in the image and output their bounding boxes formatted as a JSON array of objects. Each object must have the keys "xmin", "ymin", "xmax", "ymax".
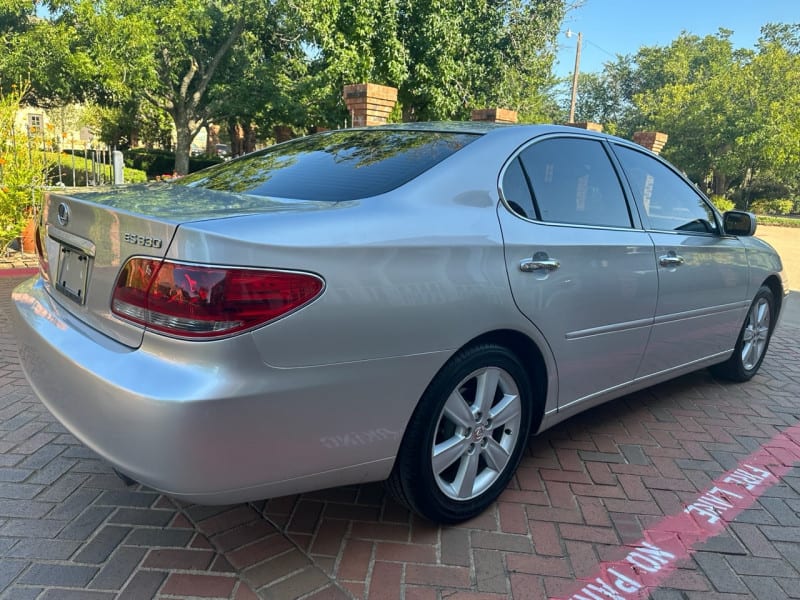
[{"xmin": 111, "ymin": 258, "xmax": 324, "ymax": 338}]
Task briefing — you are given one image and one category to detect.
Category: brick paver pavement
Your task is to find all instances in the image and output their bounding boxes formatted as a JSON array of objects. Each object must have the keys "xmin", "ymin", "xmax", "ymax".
[{"xmin": 1, "ymin": 272, "xmax": 799, "ymax": 599}]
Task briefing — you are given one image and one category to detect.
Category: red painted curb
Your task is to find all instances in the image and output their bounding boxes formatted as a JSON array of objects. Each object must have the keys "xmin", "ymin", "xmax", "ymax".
[
  {"xmin": 553, "ymin": 422, "xmax": 800, "ymax": 600},
  {"xmin": 0, "ymin": 268, "xmax": 39, "ymax": 278}
]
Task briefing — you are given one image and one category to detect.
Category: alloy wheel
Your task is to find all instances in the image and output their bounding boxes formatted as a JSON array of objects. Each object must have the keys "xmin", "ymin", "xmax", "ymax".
[
  {"xmin": 431, "ymin": 366, "xmax": 522, "ymax": 500},
  {"xmin": 741, "ymin": 297, "xmax": 771, "ymax": 371}
]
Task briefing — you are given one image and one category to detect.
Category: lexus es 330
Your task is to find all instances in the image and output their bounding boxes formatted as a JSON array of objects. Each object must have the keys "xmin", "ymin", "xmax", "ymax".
[{"xmin": 11, "ymin": 124, "xmax": 786, "ymax": 523}]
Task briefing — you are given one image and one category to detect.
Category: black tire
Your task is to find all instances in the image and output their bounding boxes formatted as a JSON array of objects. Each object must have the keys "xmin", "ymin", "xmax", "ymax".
[
  {"xmin": 711, "ymin": 285, "xmax": 775, "ymax": 382},
  {"xmin": 387, "ymin": 344, "xmax": 534, "ymax": 523}
]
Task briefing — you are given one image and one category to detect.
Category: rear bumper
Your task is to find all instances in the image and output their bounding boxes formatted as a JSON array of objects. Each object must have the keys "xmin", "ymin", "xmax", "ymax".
[{"xmin": 11, "ymin": 277, "xmax": 443, "ymax": 503}]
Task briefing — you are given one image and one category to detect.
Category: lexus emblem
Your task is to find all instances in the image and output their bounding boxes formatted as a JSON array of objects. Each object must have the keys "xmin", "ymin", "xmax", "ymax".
[{"xmin": 57, "ymin": 202, "xmax": 70, "ymax": 226}]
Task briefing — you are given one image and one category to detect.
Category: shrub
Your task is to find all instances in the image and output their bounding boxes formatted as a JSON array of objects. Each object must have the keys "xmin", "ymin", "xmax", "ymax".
[
  {"xmin": 749, "ymin": 198, "xmax": 794, "ymax": 215},
  {"xmin": 124, "ymin": 148, "xmax": 222, "ymax": 178},
  {"xmin": 710, "ymin": 195, "xmax": 735, "ymax": 213},
  {"xmin": 0, "ymin": 84, "xmax": 46, "ymax": 251},
  {"xmin": 46, "ymin": 154, "xmax": 147, "ymax": 186}
]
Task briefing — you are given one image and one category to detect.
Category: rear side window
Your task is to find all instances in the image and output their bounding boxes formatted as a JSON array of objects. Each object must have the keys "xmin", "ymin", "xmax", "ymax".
[
  {"xmin": 501, "ymin": 158, "xmax": 537, "ymax": 219},
  {"xmin": 509, "ymin": 138, "xmax": 632, "ymax": 228},
  {"xmin": 178, "ymin": 130, "xmax": 478, "ymax": 201},
  {"xmin": 613, "ymin": 144, "xmax": 718, "ymax": 234}
]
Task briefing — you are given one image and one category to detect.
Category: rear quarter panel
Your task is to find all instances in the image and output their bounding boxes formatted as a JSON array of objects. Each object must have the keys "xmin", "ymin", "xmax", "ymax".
[{"xmin": 168, "ymin": 142, "xmax": 535, "ymax": 368}]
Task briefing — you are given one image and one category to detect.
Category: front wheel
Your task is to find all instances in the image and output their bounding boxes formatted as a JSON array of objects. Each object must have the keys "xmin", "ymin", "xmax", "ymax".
[
  {"xmin": 711, "ymin": 285, "xmax": 775, "ymax": 382},
  {"xmin": 388, "ymin": 344, "xmax": 534, "ymax": 523}
]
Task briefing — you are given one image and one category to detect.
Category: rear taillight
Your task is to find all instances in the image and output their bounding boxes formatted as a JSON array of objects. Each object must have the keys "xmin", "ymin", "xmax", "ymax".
[{"xmin": 111, "ymin": 258, "xmax": 324, "ymax": 338}]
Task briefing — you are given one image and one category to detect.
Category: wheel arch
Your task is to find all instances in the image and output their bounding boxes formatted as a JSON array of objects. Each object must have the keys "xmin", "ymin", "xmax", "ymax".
[
  {"xmin": 451, "ymin": 328, "xmax": 549, "ymax": 434},
  {"xmin": 761, "ymin": 274, "xmax": 784, "ymax": 325}
]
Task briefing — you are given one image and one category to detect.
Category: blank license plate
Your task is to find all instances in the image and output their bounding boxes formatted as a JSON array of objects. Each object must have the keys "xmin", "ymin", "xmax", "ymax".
[{"xmin": 56, "ymin": 246, "xmax": 90, "ymax": 304}]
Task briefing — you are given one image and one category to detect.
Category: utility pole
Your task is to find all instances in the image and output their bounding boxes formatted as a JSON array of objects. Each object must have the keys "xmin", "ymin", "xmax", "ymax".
[{"xmin": 567, "ymin": 30, "xmax": 582, "ymax": 123}]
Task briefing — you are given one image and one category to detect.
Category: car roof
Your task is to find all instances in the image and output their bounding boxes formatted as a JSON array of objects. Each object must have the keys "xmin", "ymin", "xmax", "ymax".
[{"xmin": 369, "ymin": 121, "xmax": 624, "ymax": 145}]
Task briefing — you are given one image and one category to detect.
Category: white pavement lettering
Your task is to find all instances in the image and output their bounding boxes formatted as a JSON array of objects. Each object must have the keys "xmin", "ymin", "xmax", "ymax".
[
  {"xmin": 626, "ymin": 542, "xmax": 676, "ymax": 574},
  {"xmin": 554, "ymin": 423, "xmax": 800, "ymax": 600},
  {"xmin": 722, "ymin": 464, "xmax": 773, "ymax": 491},
  {"xmin": 567, "ymin": 543, "xmax": 673, "ymax": 599},
  {"xmin": 683, "ymin": 485, "xmax": 744, "ymax": 525}
]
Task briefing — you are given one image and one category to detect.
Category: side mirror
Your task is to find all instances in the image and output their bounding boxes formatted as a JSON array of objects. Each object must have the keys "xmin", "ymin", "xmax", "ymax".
[{"xmin": 723, "ymin": 211, "xmax": 757, "ymax": 237}]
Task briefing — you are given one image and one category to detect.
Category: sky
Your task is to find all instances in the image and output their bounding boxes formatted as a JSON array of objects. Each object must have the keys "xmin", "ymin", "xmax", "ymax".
[{"xmin": 553, "ymin": 0, "xmax": 798, "ymax": 78}]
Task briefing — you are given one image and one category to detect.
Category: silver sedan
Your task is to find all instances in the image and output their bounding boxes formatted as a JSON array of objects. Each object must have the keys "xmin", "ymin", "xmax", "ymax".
[{"xmin": 11, "ymin": 123, "xmax": 787, "ymax": 523}]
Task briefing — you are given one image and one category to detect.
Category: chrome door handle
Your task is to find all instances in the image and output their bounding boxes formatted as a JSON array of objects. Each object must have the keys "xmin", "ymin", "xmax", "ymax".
[
  {"xmin": 519, "ymin": 257, "xmax": 560, "ymax": 273},
  {"xmin": 659, "ymin": 252, "xmax": 685, "ymax": 267}
]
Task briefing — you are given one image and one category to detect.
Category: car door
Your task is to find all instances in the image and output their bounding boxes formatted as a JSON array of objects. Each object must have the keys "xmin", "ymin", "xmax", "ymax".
[
  {"xmin": 611, "ymin": 143, "xmax": 751, "ymax": 377},
  {"xmin": 498, "ymin": 135, "xmax": 659, "ymax": 409}
]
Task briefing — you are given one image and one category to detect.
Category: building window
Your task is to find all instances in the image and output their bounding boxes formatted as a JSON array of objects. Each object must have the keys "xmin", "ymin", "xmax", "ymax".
[{"xmin": 27, "ymin": 114, "xmax": 43, "ymax": 133}]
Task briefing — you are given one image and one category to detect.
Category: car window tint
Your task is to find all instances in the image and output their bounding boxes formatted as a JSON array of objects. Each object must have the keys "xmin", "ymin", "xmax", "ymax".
[
  {"xmin": 178, "ymin": 130, "xmax": 479, "ymax": 201},
  {"xmin": 501, "ymin": 158, "xmax": 537, "ymax": 219},
  {"xmin": 613, "ymin": 144, "xmax": 718, "ymax": 234},
  {"xmin": 518, "ymin": 138, "xmax": 631, "ymax": 228}
]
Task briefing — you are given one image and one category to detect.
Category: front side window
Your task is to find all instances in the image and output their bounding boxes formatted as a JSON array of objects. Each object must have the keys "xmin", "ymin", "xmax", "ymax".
[
  {"xmin": 510, "ymin": 137, "xmax": 632, "ymax": 228},
  {"xmin": 613, "ymin": 144, "xmax": 718, "ymax": 234},
  {"xmin": 179, "ymin": 129, "xmax": 479, "ymax": 201}
]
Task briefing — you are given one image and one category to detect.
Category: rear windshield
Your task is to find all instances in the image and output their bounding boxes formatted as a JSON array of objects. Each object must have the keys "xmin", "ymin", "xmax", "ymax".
[{"xmin": 178, "ymin": 129, "xmax": 479, "ymax": 201}]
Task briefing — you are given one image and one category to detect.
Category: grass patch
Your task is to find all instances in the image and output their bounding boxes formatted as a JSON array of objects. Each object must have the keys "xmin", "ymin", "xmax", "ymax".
[{"xmin": 757, "ymin": 215, "xmax": 800, "ymax": 228}]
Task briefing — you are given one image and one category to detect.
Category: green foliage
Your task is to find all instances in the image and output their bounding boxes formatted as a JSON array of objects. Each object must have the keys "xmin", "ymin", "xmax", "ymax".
[
  {"xmin": 394, "ymin": 0, "xmax": 566, "ymax": 122},
  {"xmin": 757, "ymin": 215, "xmax": 800, "ymax": 227},
  {"xmin": 731, "ymin": 174, "xmax": 792, "ymax": 208},
  {"xmin": 300, "ymin": 0, "xmax": 567, "ymax": 124},
  {"xmin": 0, "ymin": 84, "xmax": 45, "ymax": 251},
  {"xmin": 51, "ymin": 159, "xmax": 147, "ymax": 186},
  {"xmin": 749, "ymin": 198, "xmax": 795, "ymax": 215},
  {"xmin": 9, "ymin": 0, "xmax": 569, "ymax": 172},
  {"xmin": 1, "ymin": 3, "xmax": 97, "ymax": 106},
  {"xmin": 710, "ymin": 195, "xmax": 735, "ymax": 212},
  {"xmin": 578, "ymin": 24, "xmax": 800, "ymax": 202},
  {"xmin": 124, "ymin": 149, "xmax": 222, "ymax": 179}
]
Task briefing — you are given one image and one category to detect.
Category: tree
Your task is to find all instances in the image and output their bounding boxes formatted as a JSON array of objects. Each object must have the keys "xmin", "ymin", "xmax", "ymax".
[
  {"xmin": 395, "ymin": 0, "xmax": 566, "ymax": 122},
  {"xmin": 10, "ymin": 0, "xmax": 571, "ymax": 174},
  {"xmin": 36, "ymin": 0, "xmax": 282, "ymax": 174},
  {"xmin": 619, "ymin": 26, "xmax": 800, "ymax": 198},
  {"xmin": 0, "ymin": 2, "xmax": 98, "ymax": 107},
  {"xmin": 627, "ymin": 31, "xmax": 746, "ymax": 192},
  {"xmin": 206, "ymin": 6, "xmax": 310, "ymax": 154},
  {"xmin": 743, "ymin": 26, "xmax": 800, "ymax": 193}
]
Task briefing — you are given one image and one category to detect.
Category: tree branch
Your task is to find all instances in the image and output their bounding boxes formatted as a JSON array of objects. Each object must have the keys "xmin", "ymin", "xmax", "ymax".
[
  {"xmin": 142, "ymin": 89, "xmax": 174, "ymax": 113},
  {"xmin": 179, "ymin": 56, "xmax": 199, "ymax": 106},
  {"xmin": 189, "ymin": 15, "xmax": 246, "ymax": 113}
]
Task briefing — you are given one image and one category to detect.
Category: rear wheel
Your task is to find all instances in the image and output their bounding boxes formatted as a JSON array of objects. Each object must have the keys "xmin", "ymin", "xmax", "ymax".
[
  {"xmin": 711, "ymin": 286, "xmax": 775, "ymax": 382},
  {"xmin": 388, "ymin": 344, "xmax": 534, "ymax": 523}
]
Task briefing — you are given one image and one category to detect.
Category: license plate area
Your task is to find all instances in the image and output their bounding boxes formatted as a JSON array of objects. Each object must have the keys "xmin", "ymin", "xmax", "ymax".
[{"xmin": 56, "ymin": 245, "xmax": 91, "ymax": 304}]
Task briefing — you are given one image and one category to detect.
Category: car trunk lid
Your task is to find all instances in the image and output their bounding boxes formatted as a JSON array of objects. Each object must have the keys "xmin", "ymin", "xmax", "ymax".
[
  {"xmin": 40, "ymin": 183, "xmax": 309, "ymax": 349},
  {"xmin": 39, "ymin": 190, "xmax": 180, "ymax": 348}
]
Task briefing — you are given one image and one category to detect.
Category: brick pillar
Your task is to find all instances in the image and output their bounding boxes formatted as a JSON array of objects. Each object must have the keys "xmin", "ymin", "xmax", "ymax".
[
  {"xmin": 566, "ymin": 121, "xmax": 603, "ymax": 132},
  {"xmin": 633, "ymin": 131, "xmax": 668, "ymax": 154},
  {"xmin": 470, "ymin": 108, "xmax": 518, "ymax": 124},
  {"xmin": 343, "ymin": 83, "xmax": 398, "ymax": 127}
]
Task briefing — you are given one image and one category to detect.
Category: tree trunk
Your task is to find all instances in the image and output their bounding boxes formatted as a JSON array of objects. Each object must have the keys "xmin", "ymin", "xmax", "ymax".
[
  {"xmin": 712, "ymin": 170, "xmax": 728, "ymax": 196},
  {"xmin": 243, "ymin": 122, "xmax": 256, "ymax": 153},
  {"xmin": 173, "ymin": 114, "xmax": 192, "ymax": 175},
  {"xmin": 206, "ymin": 124, "xmax": 220, "ymax": 155},
  {"xmin": 228, "ymin": 120, "xmax": 246, "ymax": 157}
]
